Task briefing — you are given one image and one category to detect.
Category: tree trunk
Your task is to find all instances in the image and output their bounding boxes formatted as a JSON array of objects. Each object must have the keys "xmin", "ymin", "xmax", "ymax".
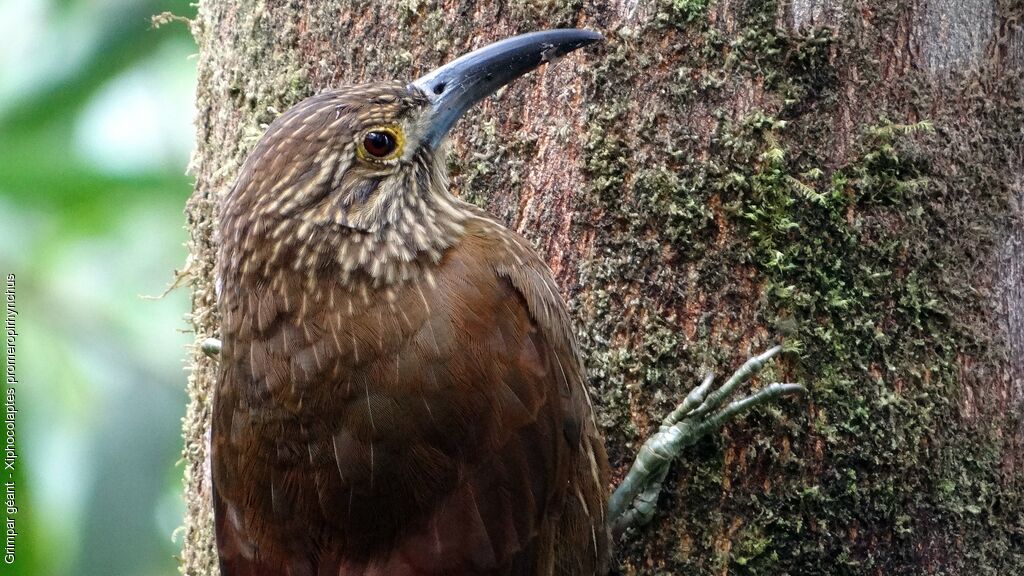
[{"xmin": 180, "ymin": 1, "xmax": 1024, "ymax": 574}]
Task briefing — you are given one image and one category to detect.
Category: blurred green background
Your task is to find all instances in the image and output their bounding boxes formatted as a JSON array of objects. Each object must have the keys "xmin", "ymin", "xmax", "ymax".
[{"xmin": 0, "ymin": 0, "xmax": 198, "ymax": 574}]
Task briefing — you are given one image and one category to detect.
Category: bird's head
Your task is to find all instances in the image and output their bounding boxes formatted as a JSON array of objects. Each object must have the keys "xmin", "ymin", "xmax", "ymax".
[{"xmin": 221, "ymin": 29, "xmax": 601, "ymax": 283}]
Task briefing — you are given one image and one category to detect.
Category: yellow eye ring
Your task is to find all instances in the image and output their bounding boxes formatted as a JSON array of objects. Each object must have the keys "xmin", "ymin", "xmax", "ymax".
[{"xmin": 357, "ymin": 125, "xmax": 404, "ymax": 162}]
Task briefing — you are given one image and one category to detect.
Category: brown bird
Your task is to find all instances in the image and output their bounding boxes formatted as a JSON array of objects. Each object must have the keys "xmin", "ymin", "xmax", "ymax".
[{"xmin": 212, "ymin": 30, "xmax": 609, "ymax": 576}]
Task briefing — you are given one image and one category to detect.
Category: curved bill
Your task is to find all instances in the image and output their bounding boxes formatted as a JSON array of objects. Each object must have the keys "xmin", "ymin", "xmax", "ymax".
[{"xmin": 411, "ymin": 28, "xmax": 603, "ymax": 148}]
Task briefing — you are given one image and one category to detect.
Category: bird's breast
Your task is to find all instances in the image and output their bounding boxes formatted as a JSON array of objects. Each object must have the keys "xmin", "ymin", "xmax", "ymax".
[{"xmin": 215, "ymin": 244, "xmax": 550, "ymax": 553}]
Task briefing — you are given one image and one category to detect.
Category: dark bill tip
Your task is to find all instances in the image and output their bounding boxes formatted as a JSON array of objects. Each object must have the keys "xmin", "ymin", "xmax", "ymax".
[{"xmin": 411, "ymin": 29, "xmax": 603, "ymax": 148}]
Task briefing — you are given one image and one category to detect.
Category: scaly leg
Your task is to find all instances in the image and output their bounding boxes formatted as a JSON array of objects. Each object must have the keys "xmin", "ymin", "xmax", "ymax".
[{"xmin": 606, "ymin": 345, "xmax": 805, "ymax": 535}]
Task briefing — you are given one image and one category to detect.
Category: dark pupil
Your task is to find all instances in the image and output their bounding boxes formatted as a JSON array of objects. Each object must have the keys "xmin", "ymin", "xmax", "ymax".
[{"xmin": 364, "ymin": 131, "xmax": 396, "ymax": 157}]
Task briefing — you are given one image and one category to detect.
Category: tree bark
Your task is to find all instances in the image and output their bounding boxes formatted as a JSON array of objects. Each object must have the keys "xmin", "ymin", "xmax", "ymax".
[{"xmin": 180, "ymin": 1, "xmax": 1024, "ymax": 574}]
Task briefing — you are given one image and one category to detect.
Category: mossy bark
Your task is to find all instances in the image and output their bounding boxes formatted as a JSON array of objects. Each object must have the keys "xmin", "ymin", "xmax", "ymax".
[{"xmin": 181, "ymin": 1, "xmax": 1024, "ymax": 574}]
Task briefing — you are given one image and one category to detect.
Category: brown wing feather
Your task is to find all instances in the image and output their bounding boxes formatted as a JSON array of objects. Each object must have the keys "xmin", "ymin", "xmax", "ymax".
[{"xmin": 212, "ymin": 217, "xmax": 608, "ymax": 575}]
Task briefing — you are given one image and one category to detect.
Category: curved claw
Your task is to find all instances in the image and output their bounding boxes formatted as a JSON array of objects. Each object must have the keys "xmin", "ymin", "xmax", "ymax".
[
  {"xmin": 607, "ymin": 345, "xmax": 804, "ymax": 535},
  {"xmin": 688, "ymin": 345, "xmax": 783, "ymax": 420}
]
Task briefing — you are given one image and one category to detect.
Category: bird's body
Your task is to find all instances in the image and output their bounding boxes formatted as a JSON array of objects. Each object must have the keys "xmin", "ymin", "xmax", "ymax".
[{"xmin": 212, "ymin": 32, "xmax": 609, "ymax": 576}]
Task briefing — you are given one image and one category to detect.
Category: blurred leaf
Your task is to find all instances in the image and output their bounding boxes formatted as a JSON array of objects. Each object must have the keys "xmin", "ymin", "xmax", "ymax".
[{"xmin": 0, "ymin": 1, "xmax": 198, "ymax": 575}]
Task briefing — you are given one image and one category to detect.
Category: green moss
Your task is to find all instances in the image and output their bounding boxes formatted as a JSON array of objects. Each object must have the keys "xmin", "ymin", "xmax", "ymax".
[
  {"xmin": 731, "ymin": 525, "xmax": 773, "ymax": 568},
  {"xmin": 633, "ymin": 167, "xmax": 716, "ymax": 258},
  {"xmin": 575, "ymin": 0, "xmax": 1023, "ymax": 573},
  {"xmin": 662, "ymin": 0, "xmax": 711, "ymax": 25},
  {"xmin": 397, "ymin": 0, "xmax": 426, "ymax": 25}
]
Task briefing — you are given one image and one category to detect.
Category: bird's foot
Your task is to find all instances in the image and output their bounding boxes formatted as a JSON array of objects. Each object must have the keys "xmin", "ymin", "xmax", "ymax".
[
  {"xmin": 200, "ymin": 337, "xmax": 222, "ymax": 360},
  {"xmin": 606, "ymin": 345, "xmax": 805, "ymax": 535}
]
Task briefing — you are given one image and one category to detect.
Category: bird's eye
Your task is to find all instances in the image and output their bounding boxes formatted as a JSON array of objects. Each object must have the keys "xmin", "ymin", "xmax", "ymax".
[{"xmin": 362, "ymin": 130, "xmax": 398, "ymax": 158}]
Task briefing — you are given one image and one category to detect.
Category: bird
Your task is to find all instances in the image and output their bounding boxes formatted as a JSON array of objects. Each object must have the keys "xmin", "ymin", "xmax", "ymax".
[{"xmin": 211, "ymin": 29, "xmax": 609, "ymax": 576}]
